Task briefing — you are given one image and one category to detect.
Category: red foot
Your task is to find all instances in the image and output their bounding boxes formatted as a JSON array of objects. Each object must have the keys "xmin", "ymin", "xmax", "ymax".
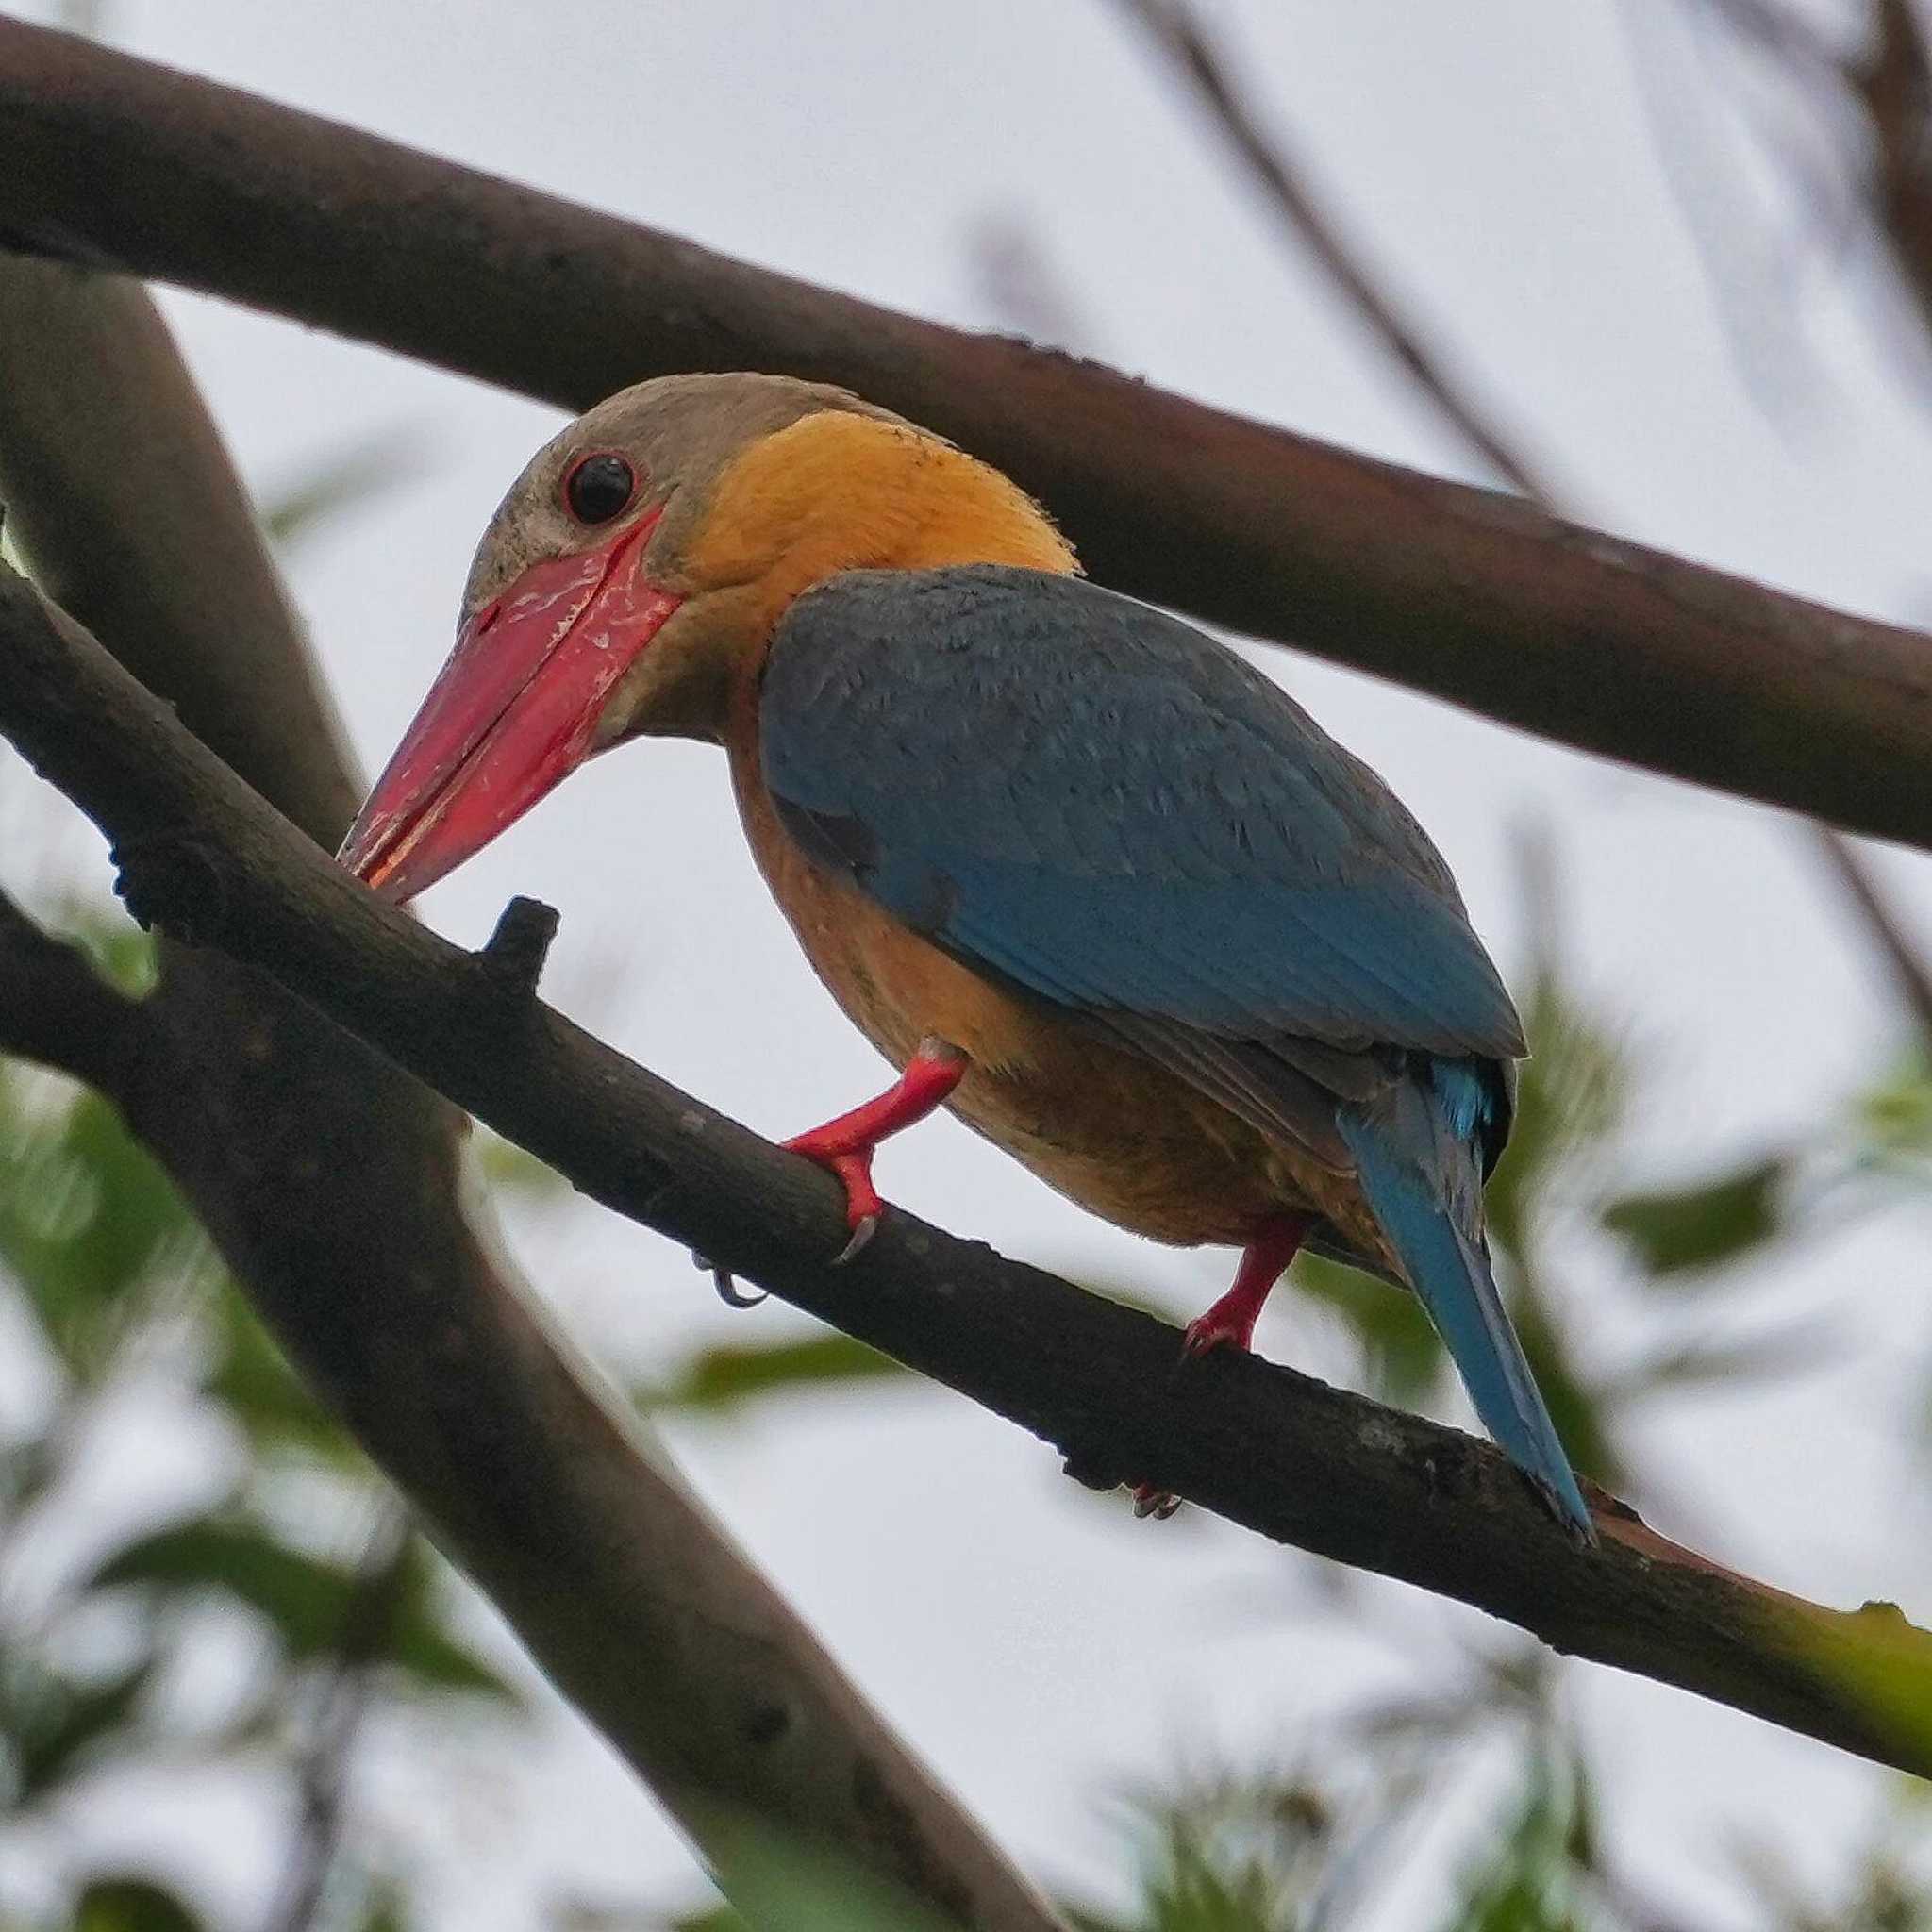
[
  {"xmin": 1126, "ymin": 1217, "xmax": 1316, "ymax": 1522},
  {"xmin": 1180, "ymin": 1212, "xmax": 1313, "ymax": 1357},
  {"xmin": 784, "ymin": 1040, "xmax": 966, "ymax": 1257}
]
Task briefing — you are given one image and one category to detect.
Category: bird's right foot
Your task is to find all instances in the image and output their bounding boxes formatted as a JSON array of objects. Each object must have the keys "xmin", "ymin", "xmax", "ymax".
[{"xmin": 782, "ymin": 1038, "xmax": 967, "ymax": 1261}]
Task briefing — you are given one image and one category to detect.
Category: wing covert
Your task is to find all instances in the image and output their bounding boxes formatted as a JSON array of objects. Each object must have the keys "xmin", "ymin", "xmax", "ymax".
[{"xmin": 761, "ymin": 565, "xmax": 1524, "ymax": 1068}]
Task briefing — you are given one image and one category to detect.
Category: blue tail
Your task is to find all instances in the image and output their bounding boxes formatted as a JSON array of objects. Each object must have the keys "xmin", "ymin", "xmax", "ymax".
[{"xmin": 1337, "ymin": 1061, "xmax": 1591, "ymax": 1541}]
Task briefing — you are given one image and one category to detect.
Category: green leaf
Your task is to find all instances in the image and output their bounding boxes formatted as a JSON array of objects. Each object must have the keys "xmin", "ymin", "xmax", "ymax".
[
  {"xmin": 1505, "ymin": 1280, "xmax": 1619, "ymax": 1491},
  {"xmin": 704, "ymin": 1814, "xmax": 972, "ymax": 1932},
  {"xmin": 92, "ymin": 1518, "xmax": 360, "ymax": 1657},
  {"xmin": 1601, "ymin": 1157, "xmax": 1787, "ymax": 1280},
  {"xmin": 72, "ymin": 1877, "xmax": 203, "ymax": 1932},
  {"xmin": 0, "ymin": 1087, "xmax": 211, "ymax": 1368},
  {"xmin": 9, "ymin": 1655, "xmax": 156, "ymax": 1801},
  {"xmin": 649, "ymin": 1334, "xmax": 911, "ymax": 1413},
  {"xmin": 1442, "ymin": 1744, "xmax": 1591, "ymax": 1932},
  {"xmin": 1291, "ymin": 1251, "xmax": 1444, "ymax": 1410},
  {"xmin": 95, "ymin": 1518, "xmax": 517, "ymax": 1709},
  {"xmin": 357, "ymin": 1881, "xmax": 412, "ymax": 1932},
  {"xmin": 1854, "ymin": 1055, "xmax": 1932, "ymax": 1158},
  {"xmin": 1486, "ymin": 971, "xmax": 1632, "ymax": 1258},
  {"xmin": 62, "ymin": 909, "xmax": 159, "ymax": 1000},
  {"xmin": 260, "ymin": 431, "xmax": 425, "ymax": 550},
  {"xmin": 387, "ymin": 1616, "xmax": 520, "ymax": 1706},
  {"xmin": 1608, "ymin": 1321, "xmax": 1840, "ymax": 1401},
  {"xmin": 475, "ymin": 1130, "xmax": 566, "ymax": 1197}
]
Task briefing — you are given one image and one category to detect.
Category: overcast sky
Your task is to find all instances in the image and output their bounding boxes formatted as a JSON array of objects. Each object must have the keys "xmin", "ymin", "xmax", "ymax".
[{"xmin": 8, "ymin": 1, "xmax": 1930, "ymax": 1925}]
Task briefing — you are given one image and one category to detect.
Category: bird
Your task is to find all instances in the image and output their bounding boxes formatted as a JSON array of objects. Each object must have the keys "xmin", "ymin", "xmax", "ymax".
[{"xmin": 338, "ymin": 372, "xmax": 1592, "ymax": 1541}]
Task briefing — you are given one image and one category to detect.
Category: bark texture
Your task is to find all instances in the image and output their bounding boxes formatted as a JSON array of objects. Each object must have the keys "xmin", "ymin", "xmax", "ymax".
[
  {"xmin": 1, "ymin": 22, "xmax": 1931, "ymax": 846},
  {"xmin": 0, "ymin": 258, "xmax": 1067, "ymax": 1932},
  {"xmin": 0, "ymin": 563, "xmax": 1926, "ymax": 1784}
]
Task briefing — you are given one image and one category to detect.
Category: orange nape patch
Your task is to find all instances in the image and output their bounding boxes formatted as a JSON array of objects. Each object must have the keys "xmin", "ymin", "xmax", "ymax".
[{"xmin": 685, "ymin": 409, "xmax": 1078, "ymax": 633}]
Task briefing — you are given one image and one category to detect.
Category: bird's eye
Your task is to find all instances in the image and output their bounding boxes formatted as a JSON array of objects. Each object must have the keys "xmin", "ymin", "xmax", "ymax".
[{"xmin": 563, "ymin": 452, "xmax": 637, "ymax": 525}]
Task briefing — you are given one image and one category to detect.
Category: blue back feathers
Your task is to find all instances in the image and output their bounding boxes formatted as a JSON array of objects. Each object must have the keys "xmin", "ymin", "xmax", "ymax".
[{"xmin": 762, "ymin": 565, "xmax": 1589, "ymax": 1535}]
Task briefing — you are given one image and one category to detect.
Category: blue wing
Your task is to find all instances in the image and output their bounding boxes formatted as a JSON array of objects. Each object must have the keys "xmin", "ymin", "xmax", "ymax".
[
  {"xmin": 762, "ymin": 566, "xmax": 1591, "ymax": 1538},
  {"xmin": 761, "ymin": 566, "xmax": 1524, "ymax": 1069}
]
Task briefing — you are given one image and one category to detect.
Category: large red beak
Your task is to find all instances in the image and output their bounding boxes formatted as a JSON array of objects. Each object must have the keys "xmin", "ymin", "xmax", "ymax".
[{"xmin": 338, "ymin": 509, "xmax": 681, "ymax": 903}]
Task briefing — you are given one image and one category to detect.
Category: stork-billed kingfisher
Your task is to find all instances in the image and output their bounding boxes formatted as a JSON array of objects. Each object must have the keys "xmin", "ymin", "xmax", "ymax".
[{"xmin": 340, "ymin": 373, "xmax": 1592, "ymax": 1540}]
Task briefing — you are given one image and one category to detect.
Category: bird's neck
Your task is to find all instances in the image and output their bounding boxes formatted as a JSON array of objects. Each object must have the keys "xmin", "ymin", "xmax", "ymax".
[
  {"xmin": 689, "ymin": 410, "xmax": 1078, "ymax": 652},
  {"xmin": 672, "ymin": 408, "xmax": 1071, "ymax": 765}
]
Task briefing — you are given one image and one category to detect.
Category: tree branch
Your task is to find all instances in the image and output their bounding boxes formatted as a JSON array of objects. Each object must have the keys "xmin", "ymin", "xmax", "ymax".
[
  {"xmin": 3, "ymin": 21, "xmax": 1932, "ymax": 847},
  {"xmin": 0, "ymin": 261, "xmax": 1067, "ymax": 1932},
  {"xmin": 1112, "ymin": 0, "xmax": 1557, "ymax": 500},
  {"xmin": 1815, "ymin": 828, "xmax": 1932, "ymax": 1036},
  {"xmin": 267, "ymin": 1507, "xmax": 411, "ymax": 1932},
  {"xmin": 0, "ymin": 885, "xmax": 156, "ymax": 1097},
  {"xmin": 2, "ymin": 571, "xmax": 1928, "ymax": 1784},
  {"xmin": 1113, "ymin": 8, "xmax": 1932, "ymax": 1232},
  {"xmin": 0, "ymin": 255, "xmax": 357, "ymax": 848}
]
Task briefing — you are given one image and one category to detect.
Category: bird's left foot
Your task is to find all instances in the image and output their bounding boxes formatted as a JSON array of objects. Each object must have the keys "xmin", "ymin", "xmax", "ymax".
[
  {"xmin": 1181, "ymin": 1285, "xmax": 1267, "ymax": 1357},
  {"xmin": 783, "ymin": 1039, "xmax": 967, "ymax": 1261},
  {"xmin": 1179, "ymin": 1211, "xmax": 1315, "ymax": 1358}
]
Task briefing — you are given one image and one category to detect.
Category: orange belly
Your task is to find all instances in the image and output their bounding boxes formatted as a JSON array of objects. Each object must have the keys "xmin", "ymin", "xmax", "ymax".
[{"xmin": 725, "ymin": 736, "xmax": 1384, "ymax": 1255}]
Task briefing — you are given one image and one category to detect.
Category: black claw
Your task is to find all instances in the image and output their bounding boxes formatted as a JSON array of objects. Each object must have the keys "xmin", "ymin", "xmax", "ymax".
[
  {"xmin": 714, "ymin": 1269, "xmax": 767, "ymax": 1309},
  {"xmin": 693, "ymin": 1251, "xmax": 768, "ymax": 1309}
]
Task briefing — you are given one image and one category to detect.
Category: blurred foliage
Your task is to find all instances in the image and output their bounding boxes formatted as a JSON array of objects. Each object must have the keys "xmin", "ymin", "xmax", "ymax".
[
  {"xmin": 6, "ymin": 874, "xmax": 1932, "ymax": 1932},
  {"xmin": 1268, "ymin": 837, "xmax": 1921, "ymax": 1511},
  {"xmin": 13, "ymin": 7, "xmax": 1932, "ymax": 1924},
  {"xmin": 0, "ymin": 917, "xmax": 522, "ymax": 1932},
  {"xmin": 259, "ymin": 432, "xmax": 426, "ymax": 556},
  {"xmin": 6, "ymin": 774, "xmax": 1932, "ymax": 1930},
  {"xmin": 637, "ymin": 1333, "xmax": 909, "ymax": 1416}
]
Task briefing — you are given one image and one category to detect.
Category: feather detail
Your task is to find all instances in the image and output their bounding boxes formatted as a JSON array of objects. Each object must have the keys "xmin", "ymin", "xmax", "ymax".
[{"xmin": 1336, "ymin": 1064, "xmax": 1591, "ymax": 1538}]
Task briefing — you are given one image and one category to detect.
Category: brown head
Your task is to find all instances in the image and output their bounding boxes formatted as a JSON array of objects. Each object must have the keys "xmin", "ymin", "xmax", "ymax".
[{"xmin": 338, "ymin": 373, "xmax": 1074, "ymax": 901}]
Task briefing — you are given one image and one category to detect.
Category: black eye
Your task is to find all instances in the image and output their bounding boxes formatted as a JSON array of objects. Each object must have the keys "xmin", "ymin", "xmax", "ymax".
[{"xmin": 563, "ymin": 452, "xmax": 636, "ymax": 525}]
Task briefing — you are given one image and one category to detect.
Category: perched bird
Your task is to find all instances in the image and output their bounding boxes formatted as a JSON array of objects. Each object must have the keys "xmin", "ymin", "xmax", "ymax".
[{"xmin": 339, "ymin": 373, "xmax": 1591, "ymax": 1540}]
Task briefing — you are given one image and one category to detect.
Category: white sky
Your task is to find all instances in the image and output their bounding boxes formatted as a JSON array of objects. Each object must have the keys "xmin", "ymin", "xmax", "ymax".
[{"xmin": 9, "ymin": 0, "xmax": 1932, "ymax": 1925}]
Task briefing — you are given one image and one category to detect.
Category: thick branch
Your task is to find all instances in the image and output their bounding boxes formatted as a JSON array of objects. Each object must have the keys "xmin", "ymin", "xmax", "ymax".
[
  {"xmin": 0, "ymin": 256, "xmax": 356, "ymax": 847},
  {"xmin": 0, "ymin": 264, "xmax": 1065, "ymax": 1932},
  {"xmin": 0, "ymin": 886, "xmax": 154, "ymax": 1095},
  {"xmin": 2, "ymin": 574, "xmax": 1928, "ymax": 1783},
  {"xmin": 3, "ymin": 25, "xmax": 1932, "ymax": 850}
]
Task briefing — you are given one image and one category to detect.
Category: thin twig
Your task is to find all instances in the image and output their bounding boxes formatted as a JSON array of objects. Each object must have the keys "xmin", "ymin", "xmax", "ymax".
[
  {"xmin": 1814, "ymin": 826, "xmax": 1932, "ymax": 1038},
  {"xmin": 1118, "ymin": 2, "xmax": 1932, "ymax": 1141},
  {"xmin": 1114, "ymin": 0, "xmax": 1556, "ymax": 500},
  {"xmin": 266, "ymin": 1507, "xmax": 411, "ymax": 1932},
  {"xmin": 0, "ymin": 886, "xmax": 155, "ymax": 1098}
]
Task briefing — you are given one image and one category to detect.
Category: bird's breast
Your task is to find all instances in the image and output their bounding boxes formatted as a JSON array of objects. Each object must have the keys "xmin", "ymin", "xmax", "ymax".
[{"xmin": 722, "ymin": 696, "xmax": 1357, "ymax": 1249}]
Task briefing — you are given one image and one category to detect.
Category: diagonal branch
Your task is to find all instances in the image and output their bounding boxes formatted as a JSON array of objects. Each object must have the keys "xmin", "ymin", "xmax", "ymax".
[
  {"xmin": 0, "ymin": 258, "xmax": 1066, "ymax": 1932},
  {"xmin": 3, "ymin": 568, "xmax": 1929, "ymax": 1784},
  {"xmin": 4, "ymin": 22, "xmax": 1932, "ymax": 848},
  {"xmin": 0, "ymin": 885, "xmax": 156, "ymax": 1096},
  {"xmin": 1815, "ymin": 829, "xmax": 1932, "ymax": 1038},
  {"xmin": 1112, "ymin": 0, "xmax": 1557, "ymax": 500}
]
